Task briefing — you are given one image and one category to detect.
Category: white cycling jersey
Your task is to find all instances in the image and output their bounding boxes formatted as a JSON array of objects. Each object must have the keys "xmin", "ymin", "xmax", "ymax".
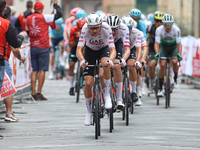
[
  {"xmin": 113, "ymin": 23, "xmax": 130, "ymax": 48},
  {"xmin": 155, "ymin": 24, "xmax": 181, "ymax": 45},
  {"xmin": 129, "ymin": 28, "xmax": 141, "ymax": 49},
  {"xmin": 77, "ymin": 22, "xmax": 115, "ymax": 50}
]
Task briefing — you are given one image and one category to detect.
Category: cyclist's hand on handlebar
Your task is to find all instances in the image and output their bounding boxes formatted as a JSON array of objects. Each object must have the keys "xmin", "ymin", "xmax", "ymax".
[
  {"xmin": 141, "ymin": 60, "xmax": 146, "ymax": 67},
  {"xmin": 80, "ymin": 60, "xmax": 88, "ymax": 68},
  {"xmin": 177, "ymin": 53, "xmax": 182, "ymax": 61},
  {"xmin": 154, "ymin": 53, "xmax": 160, "ymax": 59},
  {"xmin": 119, "ymin": 59, "xmax": 126, "ymax": 67},
  {"xmin": 106, "ymin": 60, "xmax": 114, "ymax": 67},
  {"xmin": 135, "ymin": 61, "xmax": 142, "ymax": 69}
]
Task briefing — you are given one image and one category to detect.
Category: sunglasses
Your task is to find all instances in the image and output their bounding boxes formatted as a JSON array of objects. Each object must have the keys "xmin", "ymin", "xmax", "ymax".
[
  {"xmin": 128, "ymin": 26, "xmax": 132, "ymax": 30},
  {"xmin": 164, "ymin": 23, "xmax": 172, "ymax": 26},
  {"xmin": 111, "ymin": 27, "xmax": 119, "ymax": 32},
  {"xmin": 88, "ymin": 25, "xmax": 101, "ymax": 30},
  {"xmin": 155, "ymin": 19, "xmax": 162, "ymax": 23}
]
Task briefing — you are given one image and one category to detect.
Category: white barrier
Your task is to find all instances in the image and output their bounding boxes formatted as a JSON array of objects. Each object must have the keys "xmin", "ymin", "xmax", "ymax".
[
  {"xmin": 179, "ymin": 36, "xmax": 200, "ymax": 78},
  {"xmin": 9, "ymin": 43, "xmax": 32, "ymax": 90}
]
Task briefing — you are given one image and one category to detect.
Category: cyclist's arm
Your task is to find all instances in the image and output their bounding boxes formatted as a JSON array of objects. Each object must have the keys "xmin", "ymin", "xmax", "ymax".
[
  {"xmin": 63, "ymin": 29, "xmax": 68, "ymax": 41},
  {"xmin": 122, "ymin": 47, "xmax": 130, "ymax": 61},
  {"xmin": 136, "ymin": 46, "xmax": 142, "ymax": 62},
  {"xmin": 76, "ymin": 46, "xmax": 85, "ymax": 61},
  {"xmin": 177, "ymin": 43, "xmax": 182, "ymax": 54},
  {"xmin": 68, "ymin": 28, "xmax": 76, "ymax": 48},
  {"xmin": 109, "ymin": 47, "xmax": 116, "ymax": 61},
  {"xmin": 141, "ymin": 46, "xmax": 148, "ymax": 62},
  {"xmin": 154, "ymin": 42, "xmax": 160, "ymax": 54}
]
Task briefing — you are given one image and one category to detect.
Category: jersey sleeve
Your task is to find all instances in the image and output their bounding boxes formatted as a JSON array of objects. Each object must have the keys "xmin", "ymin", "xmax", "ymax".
[
  {"xmin": 176, "ymin": 28, "xmax": 181, "ymax": 44},
  {"xmin": 138, "ymin": 20, "xmax": 147, "ymax": 40},
  {"xmin": 122, "ymin": 26, "xmax": 130, "ymax": 48},
  {"xmin": 135, "ymin": 32, "xmax": 141, "ymax": 47},
  {"xmin": 77, "ymin": 25, "xmax": 86, "ymax": 47},
  {"xmin": 107, "ymin": 27, "xmax": 115, "ymax": 48},
  {"xmin": 155, "ymin": 27, "xmax": 161, "ymax": 44},
  {"xmin": 43, "ymin": 14, "xmax": 54, "ymax": 23},
  {"xmin": 140, "ymin": 32, "xmax": 147, "ymax": 48}
]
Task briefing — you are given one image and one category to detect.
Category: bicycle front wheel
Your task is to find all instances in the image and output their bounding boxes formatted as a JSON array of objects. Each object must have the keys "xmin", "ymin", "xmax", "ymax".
[
  {"xmin": 76, "ymin": 64, "xmax": 81, "ymax": 103},
  {"xmin": 165, "ymin": 69, "xmax": 170, "ymax": 109},
  {"xmin": 124, "ymin": 78, "xmax": 129, "ymax": 126}
]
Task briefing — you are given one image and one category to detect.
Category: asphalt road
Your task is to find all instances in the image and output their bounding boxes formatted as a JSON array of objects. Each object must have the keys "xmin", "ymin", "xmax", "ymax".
[{"xmin": 0, "ymin": 80, "xmax": 200, "ymax": 150}]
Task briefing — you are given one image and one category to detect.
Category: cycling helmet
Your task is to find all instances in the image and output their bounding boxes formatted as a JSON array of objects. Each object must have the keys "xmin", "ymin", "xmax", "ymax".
[
  {"xmin": 72, "ymin": 19, "xmax": 78, "ymax": 27},
  {"xmin": 55, "ymin": 18, "xmax": 64, "ymax": 26},
  {"xmin": 147, "ymin": 13, "xmax": 154, "ymax": 22},
  {"xmin": 76, "ymin": 9, "xmax": 86, "ymax": 19},
  {"xmin": 121, "ymin": 16, "xmax": 137, "ymax": 28},
  {"xmin": 70, "ymin": 7, "xmax": 82, "ymax": 16},
  {"xmin": 86, "ymin": 12, "xmax": 102, "ymax": 26},
  {"xmin": 162, "ymin": 14, "xmax": 174, "ymax": 23},
  {"xmin": 77, "ymin": 18, "xmax": 86, "ymax": 28},
  {"xmin": 154, "ymin": 11, "xmax": 164, "ymax": 20},
  {"xmin": 129, "ymin": 8, "xmax": 141, "ymax": 18},
  {"xmin": 96, "ymin": 10, "xmax": 104, "ymax": 14},
  {"xmin": 100, "ymin": 13, "xmax": 107, "ymax": 22},
  {"xmin": 106, "ymin": 14, "xmax": 121, "ymax": 28}
]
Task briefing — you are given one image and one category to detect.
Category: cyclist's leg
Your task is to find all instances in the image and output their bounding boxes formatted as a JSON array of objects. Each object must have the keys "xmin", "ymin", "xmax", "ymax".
[
  {"xmin": 171, "ymin": 45, "xmax": 179, "ymax": 88},
  {"xmin": 158, "ymin": 44, "xmax": 167, "ymax": 96},
  {"xmin": 100, "ymin": 46, "xmax": 112, "ymax": 109},
  {"xmin": 127, "ymin": 47, "xmax": 138, "ymax": 101},
  {"xmin": 148, "ymin": 50, "xmax": 156, "ymax": 93},
  {"xmin": 113, "ymin": 39, "xmax": 124, "ymax": 107},
  {"xmin": 68, "ymin": 45, "xmax": 77, "ymax": 95}
]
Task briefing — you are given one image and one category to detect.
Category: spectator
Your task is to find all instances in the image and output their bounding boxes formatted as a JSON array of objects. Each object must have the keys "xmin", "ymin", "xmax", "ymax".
[
  {"xmin": 26, "ymin": 0, "xmax": 62, "ymax": 100},
  {"xmin": 9, "ymin": 6, "xmax": 21, "ymax": 34},
  {"xmin": 2, "ymin": 6, "xmax": 26, "ymax": 122},
  {"xmin": 15, "ymin": 0, "xmax": 33, "ymax": 32},
  {"xmin": 0, "ymin": 0, "xmax": 25, "ymax": 138}
]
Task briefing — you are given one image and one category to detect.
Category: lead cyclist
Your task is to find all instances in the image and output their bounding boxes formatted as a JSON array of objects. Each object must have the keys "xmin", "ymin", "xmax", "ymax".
[{"xmin": 154, "ymin": 14, "xmax": 182, "ymax": 97}]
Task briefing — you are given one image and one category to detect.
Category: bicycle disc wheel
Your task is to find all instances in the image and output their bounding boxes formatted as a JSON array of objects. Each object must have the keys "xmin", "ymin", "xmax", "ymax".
[{"xmin": 124, "ymin": 78, "xmax": 129, "ymax": 126}]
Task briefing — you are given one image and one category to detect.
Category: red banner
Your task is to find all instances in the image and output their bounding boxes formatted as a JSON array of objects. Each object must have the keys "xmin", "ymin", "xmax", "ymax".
[
  {"xmin": 0, "ymin": 72, "xmax": 16, "ymax": 100},
  {"xmin": 192, "ymin": 45, "xmax": 200, "ymax": 78}
]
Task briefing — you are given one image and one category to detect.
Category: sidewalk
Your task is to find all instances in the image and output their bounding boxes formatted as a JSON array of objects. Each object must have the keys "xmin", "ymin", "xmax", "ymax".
[{"xmin": 0, "ymin": 80, "xmax": 200, "ymax": 150}]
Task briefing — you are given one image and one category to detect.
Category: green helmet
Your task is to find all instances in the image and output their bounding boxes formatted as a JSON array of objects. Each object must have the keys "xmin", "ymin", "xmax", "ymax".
[{"xmin": 162, "ymin": 14, "xmax": 174, "ymax": 23}]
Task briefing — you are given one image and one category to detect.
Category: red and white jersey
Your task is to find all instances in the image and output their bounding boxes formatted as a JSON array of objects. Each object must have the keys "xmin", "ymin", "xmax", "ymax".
[
  {"xmin": 129, "ymin": 28, "xmax": 141, "ymax": 49},
  {"xmin": 138, "ymin": 31, "xmax": 147, "ymax": 48},
  {"xmin": 27, "ymin": 13, "xmax": 55, "ymax": 49},
  {"xmin": 113, "ymin": 23, "xmax": 130, "ymax": 48},
  {"xmin": 77, "ymin": 22, "xmax": 115, "ymax": 50}
]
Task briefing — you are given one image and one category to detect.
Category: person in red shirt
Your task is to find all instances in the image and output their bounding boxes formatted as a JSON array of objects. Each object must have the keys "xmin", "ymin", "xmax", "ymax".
[
  {"xmin": 68, "ymin": 18, "xmax": 86, "ymax": 95},
  {"xmin": 15, "ymin": 0, "xmax": 33, "ymax": 32},
  {"xmin": 2, "ymin": 6, "xmax": 26, "ymax": 122},
  {"xmin": 26, "ymin": 0, "xmax": 62, "ymax": 100}
]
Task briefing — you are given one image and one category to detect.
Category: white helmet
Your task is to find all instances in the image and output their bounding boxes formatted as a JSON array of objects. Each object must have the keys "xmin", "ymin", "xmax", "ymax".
[
  {"xmin": 121, "ymin": 16, "xmax": 137, "ymax": 28},
  {"xmin": 100, "ymin": 13, "xmax": 107, "ymax": 22},
  {"xmin": 162, "ymin": 14, "xmax": 174, "ymax": 23},
  {"xmin": 107, "ymin": 14, "xmax": 121, "ymax": 28},
  {"xmin": 86, "ymin": 12, "xmax": 102, "ymax": 26}
]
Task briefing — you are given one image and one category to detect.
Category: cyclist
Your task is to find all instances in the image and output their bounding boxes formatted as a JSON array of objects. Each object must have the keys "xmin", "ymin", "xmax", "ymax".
[
  {"xmin": 72, "ymin": 9, "xmax": 86, "ymax": 27},
  {"xmin": 76, "ymin": 13, "xmax": 116, "ymax": 126},
  {"xmin": 154, "ymin": 14, "xmax": 182, "ymax": 97},
  {"xmin": 129, "ymin": 8, "xmax": 147, "ymax": 39},
  {"xmin": 106, "ymin": 14, "xmax": 130, "ymax": 109},
  {"xmin": 68, "ymin": 18, "xmax": 86, "ymax": 95},
  {"xmin": 48, "ymin": 18, "xmax": 65, "ymax": 80},
  {"xmin": 146, "ymin": 11, "xmax": 164, "ymax": 94},
  {"xmin": 121, "ymin": 16, "xmax": 142, "ymax": 103}
]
